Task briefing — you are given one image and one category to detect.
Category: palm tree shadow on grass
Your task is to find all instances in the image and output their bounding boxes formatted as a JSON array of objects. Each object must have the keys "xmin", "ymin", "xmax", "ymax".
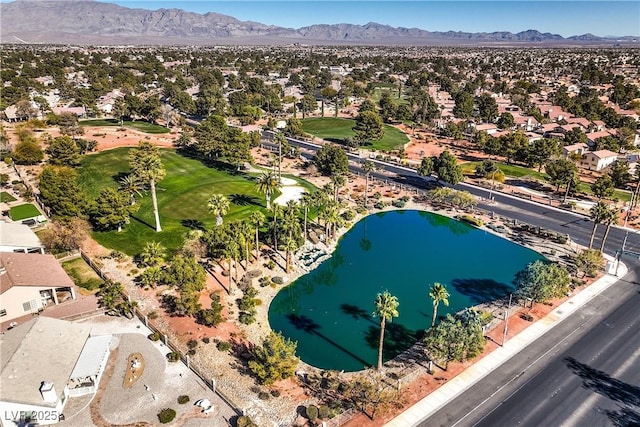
[
  {"xmin": 181, "ymin": 219, "xmax": 206, "ymax": 231},
  {"xmin": 451, "ymin": 278, "xmax": 513, "ymax": 305},
  {"xmin": 364, "ymin": 322, "xmax": 422, "ymax": 359},
  {"xmin": 229, "ymin": 193, "xmax": 261, "ymax": 206},
  {"xmin": 112, "ymin": 171, "xmax": 129, "ymax": 184},
  {"xmin": 565, "ymin": 357, "xmax": 640, "ymax": 408},
  {"xmin": 285, "ymin": 313, "xmax": 371, "ymax": 367},
  {"xmin": 130, "ymin": 214, "xmax": 156, "ymax": 231}
]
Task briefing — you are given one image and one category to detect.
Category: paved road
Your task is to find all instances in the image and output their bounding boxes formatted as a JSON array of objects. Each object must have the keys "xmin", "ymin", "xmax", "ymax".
[{"xmin": 420, "ymin": 259, "xmax": 640, "ymax": 427}]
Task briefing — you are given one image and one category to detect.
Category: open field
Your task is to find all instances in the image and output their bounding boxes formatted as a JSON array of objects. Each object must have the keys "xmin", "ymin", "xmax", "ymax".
[
  {"xmin": 301, "ymin": 117, "xmax": 409, "ymax": 151},
  {"xmin": 80, "ymin": 119, "xmax": 170, "ymax": 134},
  {"xmin": 9, "ymin": 203, "xmax": 40, "ymax": 220},
  {"xmin": 77, "ymin": 148, "xmax": 315, "ymax": 255}
]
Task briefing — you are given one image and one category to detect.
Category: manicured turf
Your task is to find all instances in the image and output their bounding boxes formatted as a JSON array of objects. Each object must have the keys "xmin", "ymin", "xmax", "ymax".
[
  {"xmin": 370, "ymin": 84, "xmax": 409, "ymax": 105},
  {"xmin": 0, "ymin": 191, "xmax": 16, "ymax": 203},
  {"xmin": 77, "ymin": 148, "xmax": 315, "ymax": 255},
  {"xmin": 461, "ymin": 161, "xmax": 632, "ymax": 202},
  {"xmin": 9, "ymin": 203, "xmax": 40, "ymax": 220},
  {"xmin": 301, "ymin": 117, "xmax": 409, "ymax": 151},
  {"xmin": 80, "ymin": 119, "xmax": 170, "ymax": 134},
  {"xmin": 62, "ymin": 257, "xmax": 103, "ymax": 291}
]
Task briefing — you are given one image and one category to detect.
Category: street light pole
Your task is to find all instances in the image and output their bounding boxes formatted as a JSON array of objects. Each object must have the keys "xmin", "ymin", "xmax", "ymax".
[{"xmin": 502, "ymin": 293, "xmax": 513, "ymax": 346}]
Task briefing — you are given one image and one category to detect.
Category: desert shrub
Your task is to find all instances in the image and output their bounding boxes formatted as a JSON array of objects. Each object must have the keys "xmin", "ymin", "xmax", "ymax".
[
  {"xmin": 258, "ymin": 391, "xmax": 270, "ymax": 400},
  {"xmin": 266, "ymin": 260, "xmax": 276, "ymax": 270},
  {"xmin": 373, "ymin": 191, "xmax": 382, "ymax": 199},
  {"xmin": 177, "ymin": 395, "xmax": 189, "ymax": 404},
  {"xmin": 341, "ymin": 209, "xmax": 355, "ymax": 221},
  {"xmin": 318, "ymin": 404, "xmax": 330, "ymax": 419},
  {"xmin": 236, "ymin": 416, "xmax": 258, "ymax": 427},
  {"xmin": 167, "ymin": 351, "xmax": 182, "ymax": 362},
  {"xmin": 392, "ymin": 199, "xmax": 406, "ymax": 208},
  {"xmin": 458, "ymin": 214, "xmax": 483, "ymax": 227},
  {"xmin": 270, "ymin": 389, "xmax": 281, "ymax": 397},
  {"xmin": 306, "ymin": 405, "xmax": 319, "ymax": 421},
  {"xmin": 356, "ymin": 205, "xmax": 367, "ymax": 215},
  {"xmin": 202, "ymin": 337, "xmax": 210, "ymax": 344},
  {"xmin": 400, "ymin": 195, "xmax": 410, "ymax": 202},
  {"xmin": 148, "ymin": 332, "xmax": 161, "ymax": 342},
  {"xmin": 187, "ymin": 349, "xmax": 196, "ymax": 356},
  {"xmin": 217, "ymin": 341, "xmax": 231, "ymax": 352},
  {"xmin": 259, "ymin": 276, "xmax": 272, "ymax": 287},
  {"xmin": 157, "ymin": 408, "xmax": 176, "ymax": 424},
  {"xmin": 239, "ymin": 311, "xmax": 256, "ymax": 325},
  {"xmin": 374, "ymin": 201, "xmax": 387, "ymax": 209},
  {"xmin": 521, "ymin": 313, "xmax": 534, "ymax": 322},
  {"xmin": 148, "ymin": 311, "xmax": 158, "ymax": 320},
  {"xmin": 187, "ymin": 339, "xmax": 198, "ymax": 349}
]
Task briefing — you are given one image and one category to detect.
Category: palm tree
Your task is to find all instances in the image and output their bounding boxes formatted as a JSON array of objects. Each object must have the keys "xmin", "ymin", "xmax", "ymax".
[
  {"xmin": 589, "ymin": 201, "xmax": 609, "ymax": 249},
  {"xmin": 139, "ymin": 241, "xmax": 165, "ymax": 267},
  {"xmin": 129, "ymin": 141, "xmax": 166, "ymax": 232},
  {"xmin": 249, "ymin": 211, "xmax": 266, "ymax": 263},
  {"xmin": 283, "ymin": 237, "xmax": 297, "ymax": 272},
  {"xmin": 599, "ymin": 204, "xmax": 619, "ymax": 253},
  {"xmin": 255, "ymin": 171, "xmax": 280, "ymax": 209},
  {"xmin": 300, "ymin": 191, "xmax": 314, "ymax": 242},
  {"xmin": 331, "ymin": 174, "xmax": 346, "ymax": 203},
  {"xmin": 207, "ymin": 193, "xmax": 230, "ymax": 226},
  {"xmin": 274, "ymin": 132, "xmax": 287, "ymax": 182},
  {"xmin": 429, "ymin": 282, "xmax": 450, "ymax": 328},
  {"xmin": 271, "ymin": 204, "xmax": 281, "ymax": 252},
  {"xmin": 118, "ymin": 174, "xmax": 144, "ymax": 205},
  {"xmin": 373, "ymin": 291, "xmax": 400, "ymax": 370},
  {"xmin": 362, "ymin": 160, "xmax": 375, "ymax": 208}
]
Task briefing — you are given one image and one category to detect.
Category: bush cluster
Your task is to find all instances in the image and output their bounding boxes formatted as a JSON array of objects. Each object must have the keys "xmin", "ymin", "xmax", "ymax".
[{"xmin": 157, "ymin": 408, "xmax": 176, "ymax": 424}]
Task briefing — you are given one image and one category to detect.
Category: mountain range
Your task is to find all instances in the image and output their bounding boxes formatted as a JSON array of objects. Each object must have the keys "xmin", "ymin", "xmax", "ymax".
[{"xmin": 0, "ymin": 0, "xmax": 636, "ymax": 46}]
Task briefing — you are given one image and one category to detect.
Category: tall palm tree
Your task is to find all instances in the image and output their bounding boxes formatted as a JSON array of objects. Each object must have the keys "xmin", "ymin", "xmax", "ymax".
[
  {"xmin": 207, "ymin": 193, "xmax": 230, "ymax": 226},
  {"xmin": 429, "ymin": 282, "xmax": 450, "ymax": 328},
  {"xmin": 274, "ymin": 132, "xmax": 287, "ymax": 182},
  {"xmin": 331, "ymin": 174, "xmax": 346, "ymax": 203},
  {"xmin": 271, "ymin": 204, "xmax": 281, "ymax": 252},
  {"xmin": 118, "ymin": 174, "xmax": 144, "ymax": 205},
  {"xmin": 249, "ymin": 211, "xmax": 266, "ymax": 263},
  {"xmin": 373, "ymin": 291, "xmax": 400, "ymax": 370},
  {"xmin": 362, "ymin": 160, "xmax": 375, "ymax": 208},
  {"xmin": 300, "ymin": 191, "xmax": 314, "ymax": 242},
  {"xmin": 599, "ymin": 204, "xmax": 619, "ymax": 253},
  {"xmin": 589, "ymin": 201, "xmax": 609, "ymax": 249},
  {"xmin": 283, "ymin": 237, "xmax": 297, "ymax": 272},
  {"xmin": 255, "ymin": 171, "xmax": 280, "ymax": 209},
  {"xmin": 129, "ymin": 141, "xmax": 166, "ymax": 232}
]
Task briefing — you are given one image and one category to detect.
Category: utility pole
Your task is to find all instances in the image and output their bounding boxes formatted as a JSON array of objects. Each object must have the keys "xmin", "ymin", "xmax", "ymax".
[{"xmin": 502, "ymin": 293, "xmax": 513, "ymax": 346}]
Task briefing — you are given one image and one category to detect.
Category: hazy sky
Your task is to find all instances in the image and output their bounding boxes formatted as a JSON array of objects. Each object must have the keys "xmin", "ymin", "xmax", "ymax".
[{"xmin": 97, "ymin": 1, "xmax": 640, "ymax": 37}]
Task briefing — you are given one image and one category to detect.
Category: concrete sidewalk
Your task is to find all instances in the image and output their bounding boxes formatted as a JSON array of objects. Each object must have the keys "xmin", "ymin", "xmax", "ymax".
[{"xmin": 384, "ymin": 261, "xmax": 628, "ymax": 427}]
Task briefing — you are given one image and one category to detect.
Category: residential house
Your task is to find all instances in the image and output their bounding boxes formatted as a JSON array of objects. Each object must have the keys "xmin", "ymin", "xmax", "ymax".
[
  {"xmin": 0, "ymin": 317, "xmax": 112, "ymax": 425},
  {"xmin": 0, "ymin": 222, "xmax": 45, "ymax": 254},
  {"xmin": 0, "ymin": 253, "xmax": 76, "ymax": 323},
  {"xmin": 580, "ymin": 149, "xmax": 620, "ymax": 171},
  {"xmin": 51, "ymin": 106, "xmax": 86, "ymax": 118},
  {"xmin": 563, "ymin": 143, "xmax": 589, "ymax": 159},
  {"xmin": 586, "ymin": 130, "xmax": 616, "ymax": 146},
  {"xmin": 473, "ymin": 123, "xmax": 499, "ymax": 135}
]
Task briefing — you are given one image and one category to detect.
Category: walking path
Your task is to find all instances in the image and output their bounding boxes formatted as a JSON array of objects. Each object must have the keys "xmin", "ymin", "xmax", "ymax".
[{"xmin": 384, "ymin": 259, "xmax": 628, "ymax": 427}]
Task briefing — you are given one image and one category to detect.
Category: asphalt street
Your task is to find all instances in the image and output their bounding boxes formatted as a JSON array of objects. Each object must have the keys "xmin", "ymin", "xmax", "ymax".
[{"xmin": 420, "ymin": 259, "xmax": 640, "ymax": 427}]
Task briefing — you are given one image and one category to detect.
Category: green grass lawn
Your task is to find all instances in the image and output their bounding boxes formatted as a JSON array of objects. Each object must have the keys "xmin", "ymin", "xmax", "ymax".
[
  {"xmin": 9, "ymin": 203, "xmax": 41, "ymax": 220},
  {"xmin": 80, "ymin": 119, "xmax": 170, "ymax": 134},
  {"xmin": 78, "ymin": 148, "xmax": 316, "ymax": 255},
  {"xmin": 370, "ymin": 85, "xmax": 409, "ymax": 105},
  {"xmin": 301, "ymin": 117, "xmax": 409, "ymax": 151},
  {"xmin": 62, "ymin": 257, "xmax": 103, "ymax": 292},
  {"xmin": 0, "ymin": 191, "xmax": 16, "ymax": 203},
  {"xmin": 462, "ymin": 161, "xmax": 632, "ymax": 202}
]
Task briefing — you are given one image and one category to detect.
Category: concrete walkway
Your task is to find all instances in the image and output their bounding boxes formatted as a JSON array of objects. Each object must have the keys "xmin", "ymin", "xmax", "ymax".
[{"xmin": 385, "ymin": 260, "xmax": 628, "ymax": 427}]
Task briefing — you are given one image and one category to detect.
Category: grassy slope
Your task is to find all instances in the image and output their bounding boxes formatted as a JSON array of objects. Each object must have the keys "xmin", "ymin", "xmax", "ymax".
[{"xmin": 301, "ymin": 117, "xmax": 409, "ymax": 151}]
